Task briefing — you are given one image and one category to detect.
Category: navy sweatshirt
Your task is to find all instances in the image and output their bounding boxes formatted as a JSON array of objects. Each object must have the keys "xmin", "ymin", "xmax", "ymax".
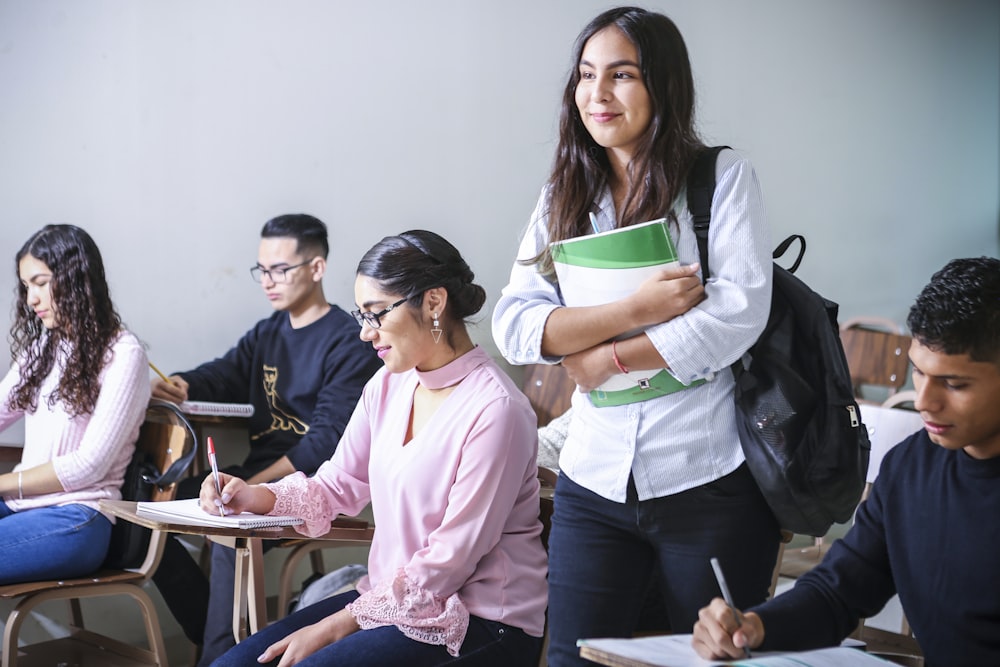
[
  {"xmin": 753, "ymin": 429, "xmax": 1000, "ymax": 666},
  {"xmin": 179, "ymin": 306, "xmax": 382, "ymax": 475}
]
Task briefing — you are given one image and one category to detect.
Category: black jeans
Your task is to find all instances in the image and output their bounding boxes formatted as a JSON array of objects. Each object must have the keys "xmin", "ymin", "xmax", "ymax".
[{"xmin": 545, "ymin": 465, "xmax": 780, "ymax": 667}]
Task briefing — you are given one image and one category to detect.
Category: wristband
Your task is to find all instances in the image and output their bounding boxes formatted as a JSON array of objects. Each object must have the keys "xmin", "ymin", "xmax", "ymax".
[{"xmin": 611, "ymin": 340, "xmax": 630, "ymax": 374}]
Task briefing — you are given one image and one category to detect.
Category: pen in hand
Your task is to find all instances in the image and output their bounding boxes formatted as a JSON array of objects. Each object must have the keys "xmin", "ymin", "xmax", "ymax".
[
  {"xmin": 207, "ymin": 436, "xmax": 226, "ymax": 518},
  {"xmin": 710, "ymin": 557, "xmax": 752, "ymax": 659}
]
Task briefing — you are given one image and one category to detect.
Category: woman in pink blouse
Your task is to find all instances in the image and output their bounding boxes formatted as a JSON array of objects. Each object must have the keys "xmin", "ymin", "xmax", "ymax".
[
  {"xmin": 204, "ymin": 230, "xmax": 547, "ymax": 667},
  {"xmin": 0, "ymin": 224, "xmax": 150, "ymax": 584}
]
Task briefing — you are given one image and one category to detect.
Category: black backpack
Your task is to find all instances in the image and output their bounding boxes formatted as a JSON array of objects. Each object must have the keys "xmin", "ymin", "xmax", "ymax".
[
  {"xmin": 689, "ymin": 146, "xmax": 870, "ymax": 537},
  {"xmin": 102, "ymin": 400, "xmax": 199, "ymax": 569}
]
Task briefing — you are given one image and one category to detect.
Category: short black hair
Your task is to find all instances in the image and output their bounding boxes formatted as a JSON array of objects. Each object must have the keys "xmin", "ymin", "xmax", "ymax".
[
  {"xmin": 907, "ymin": 256, "xmax": 1000, "ymax": 364},
  {"xmin": 260, "ymin": 213, "xmax": 329, "ymax": 259}
]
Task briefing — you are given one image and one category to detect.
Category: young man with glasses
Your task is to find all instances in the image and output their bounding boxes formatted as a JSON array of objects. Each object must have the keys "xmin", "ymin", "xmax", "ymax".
[{"xmin": 150, "ymin": 213, "xmax": 381, "ymax": 664}]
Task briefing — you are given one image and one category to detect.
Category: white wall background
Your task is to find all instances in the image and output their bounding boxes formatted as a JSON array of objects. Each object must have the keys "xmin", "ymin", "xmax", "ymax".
[{"xmin": 1, "ymin": 0, "xmax": 997, "ymax": 388}]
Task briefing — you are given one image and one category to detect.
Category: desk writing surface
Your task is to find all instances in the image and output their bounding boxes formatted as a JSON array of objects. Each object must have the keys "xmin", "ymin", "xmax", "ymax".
[
  {"xmin": 100, "ymin": 500, "xmax": 373, "ymax": 541},
  {"xmin": 577, "ymin": 635, "xmax": 888, "ymax": 667}
]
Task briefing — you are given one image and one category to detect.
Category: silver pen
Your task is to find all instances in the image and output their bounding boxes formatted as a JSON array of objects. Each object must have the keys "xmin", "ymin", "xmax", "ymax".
[{"xmin": 710, "ymin": 557, "xmax": 752, "ymax": 659}]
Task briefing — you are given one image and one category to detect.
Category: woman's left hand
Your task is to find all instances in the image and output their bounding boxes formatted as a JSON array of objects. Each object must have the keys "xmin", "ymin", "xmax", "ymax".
[{"xmin": 258, "ymin": 608, "xmax": 361, "ymax": 666}]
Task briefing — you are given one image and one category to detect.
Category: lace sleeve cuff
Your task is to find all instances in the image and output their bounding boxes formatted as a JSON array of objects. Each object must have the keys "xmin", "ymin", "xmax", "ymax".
[
  {"xmin": 346, "ymin": 567, "xmax": 470, "ymax": 657},
  {"xmin": 265, "ymin": 472, "xmax": 334, "ymax": 538}
]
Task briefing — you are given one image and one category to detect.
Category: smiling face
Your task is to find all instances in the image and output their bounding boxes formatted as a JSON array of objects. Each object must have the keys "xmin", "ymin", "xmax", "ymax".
[
  {"xmin": 909, "ymin": 339, "xmax": 1000, "ymax": 460},
  {"xmin": 354, "ymin": 274, "xmax": 427, "ymax": 374},
  {"xmin": 575, "ymin": 26, "xmax": 653, "ymax": 167},
  {"xmin": 19, "ymin": 253, "xmax": 57, "ymax": 329}
]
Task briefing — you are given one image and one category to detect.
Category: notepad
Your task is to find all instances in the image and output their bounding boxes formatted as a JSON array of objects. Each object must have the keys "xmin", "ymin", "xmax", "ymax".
[
  {"xmin": 136, "ymin": 498, "xmax": 302, "ymax": 529},
  {"xmin": 551, "ymin": 219, "xmax": 701, "ymax": 407},
  {"xmin": 576, "ymin": 635, "xmax": 885, "ymax": 667},
  {"xmin": 179, "ymin": 401, "xmax": 255, "ymax": 417}
]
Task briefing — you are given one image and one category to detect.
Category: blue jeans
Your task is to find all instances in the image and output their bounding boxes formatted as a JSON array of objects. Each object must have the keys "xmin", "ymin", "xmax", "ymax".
[
  {"xmin": 0, "ymin": 500, "xmax": 112, "ymax": 584},
  {"xmin": 546, "ymin": 466, "xmax": 780, "ymax": 667},
  {"xmin": 211, "ymin": 590, "xmax": 542, "ymax": 667}
]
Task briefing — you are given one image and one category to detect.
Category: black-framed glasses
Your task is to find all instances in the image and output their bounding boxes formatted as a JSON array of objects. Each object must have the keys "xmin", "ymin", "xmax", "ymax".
[
  {"xmin": 351, "ymin": 298, "xmax": 408, "ymax": 329},
  {"xmin": 250, "ymin": 259, "xmax": 313, "ymax": 284}
]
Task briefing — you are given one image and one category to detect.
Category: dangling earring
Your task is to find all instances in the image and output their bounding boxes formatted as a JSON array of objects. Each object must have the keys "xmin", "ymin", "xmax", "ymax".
[{"xmin": 431, "ymin": 313, "xmax": 443, "ymax": 344}]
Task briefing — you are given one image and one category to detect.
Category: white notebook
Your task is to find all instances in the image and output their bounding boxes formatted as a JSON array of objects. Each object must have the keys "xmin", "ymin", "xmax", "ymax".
[
  {"xmin": 179, "ymin": 401, "xmax": 255, "ymax": 417},
  {"xmin": 577, "ymin": 635, "xmax": 884, "ymax": 667},
  {"xmin": 136, "ymin": 497, "xmax": 302, "ymax": 529}
]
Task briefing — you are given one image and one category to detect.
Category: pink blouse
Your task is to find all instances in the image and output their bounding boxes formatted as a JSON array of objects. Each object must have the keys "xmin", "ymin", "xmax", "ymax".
[{"xmin": 268, "ymin": 346, "xmax": 547, "ymax": 655}]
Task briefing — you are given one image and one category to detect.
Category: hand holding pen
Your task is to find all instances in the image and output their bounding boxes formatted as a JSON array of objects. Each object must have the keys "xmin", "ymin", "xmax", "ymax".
[
  {"xmin": 207, "ymin": 436, "xmax": 226, "ymax": 518},
  {"xmin": 709, "ymin": 557, "xmax": 752, "ymax": 659}
]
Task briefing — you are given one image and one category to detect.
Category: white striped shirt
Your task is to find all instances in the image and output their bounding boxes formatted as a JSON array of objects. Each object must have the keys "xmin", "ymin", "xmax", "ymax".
[{"xmin": 492, "ymin": 148, "xmax": 772, "ymax": 502}]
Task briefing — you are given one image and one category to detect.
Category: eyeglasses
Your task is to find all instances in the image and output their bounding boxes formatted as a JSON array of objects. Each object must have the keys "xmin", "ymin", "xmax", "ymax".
[
  {"xmin": 351, "ymin": 298, "xmax": 408, "ymax": 329},
  {"xmin": 250, "ymin": 259, "xmax": 313, "ymax": 284}
]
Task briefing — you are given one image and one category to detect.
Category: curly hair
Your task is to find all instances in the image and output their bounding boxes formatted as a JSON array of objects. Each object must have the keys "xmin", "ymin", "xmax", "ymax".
[
  {"xmin": 907, "ymin": 256, "xmax": 1000, "ymax": 364},
  {"xmin": 9, "ymin": 224, "xmax": 124, "ymax": 417},
  {"xmin": 356, "ymin": 230, "xmax": 486, "ymax": 348},
  {"xmin": 532, "ymin": 6, "xmax": 705, "ymax": 275}
]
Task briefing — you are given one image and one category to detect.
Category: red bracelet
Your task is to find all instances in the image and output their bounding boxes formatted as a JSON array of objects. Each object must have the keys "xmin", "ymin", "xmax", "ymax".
[{"xmin": 611, "ymin": 340, "xmax": 630, "ymax": 374}]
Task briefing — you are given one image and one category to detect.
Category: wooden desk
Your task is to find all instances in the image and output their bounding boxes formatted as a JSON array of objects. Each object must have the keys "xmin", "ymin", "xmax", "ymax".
[{"xmin": 100, "ymin": 500, "xmax": 374, "ymax": 641}]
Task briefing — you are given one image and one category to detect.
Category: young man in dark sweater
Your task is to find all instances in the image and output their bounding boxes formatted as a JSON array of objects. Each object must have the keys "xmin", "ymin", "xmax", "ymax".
[
  {"xmin": 150, "ymin": 213, "xmax": 382, "ymax": 664},
  {"xmin": 693, "ymin": 256, "xmax": 1000, "ymax": 667}
]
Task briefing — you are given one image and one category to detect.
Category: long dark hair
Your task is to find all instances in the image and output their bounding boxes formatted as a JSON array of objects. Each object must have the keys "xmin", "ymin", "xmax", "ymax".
[
  {"xmin": 356, "ymin": 230, "xmax": 486, "ymax": 348},
  {"xmin": 9, "ymin": 224, "xmax": 124, "ymax": 416},
  {"xmin": 536, "ymin": 6, "xmax": 704, "ymax": 274}
]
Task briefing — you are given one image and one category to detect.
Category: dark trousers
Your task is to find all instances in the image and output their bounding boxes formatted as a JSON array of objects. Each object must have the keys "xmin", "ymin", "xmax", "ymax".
[
  {"xmin": 545, "ymin": 464, "xmax": 780, "ymax": 667},
  {"xmin": 211, "ymin": 590, "xmax": 543, "ymax": 667}
]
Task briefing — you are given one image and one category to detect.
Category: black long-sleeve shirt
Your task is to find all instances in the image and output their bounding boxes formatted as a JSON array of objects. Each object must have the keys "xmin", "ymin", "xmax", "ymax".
[
  {"xmin": 753, "ymin": 430, "xmax": 1000, "ymax": 666},
  {"xmin": 179, "ymin": 306, "xmax": 381, "ymax": 474}
]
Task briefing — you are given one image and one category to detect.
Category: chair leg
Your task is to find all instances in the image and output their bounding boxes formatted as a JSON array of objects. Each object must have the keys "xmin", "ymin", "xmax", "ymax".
[{"xmin": 3, "ymin": 584, "xmax": 169, "ymax": 667}]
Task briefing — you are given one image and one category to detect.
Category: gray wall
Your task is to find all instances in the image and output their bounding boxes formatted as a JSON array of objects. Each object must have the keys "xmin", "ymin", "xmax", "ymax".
[{"xmin": 1, "ymin": 0, "xmax": 997, "ymax": 389}]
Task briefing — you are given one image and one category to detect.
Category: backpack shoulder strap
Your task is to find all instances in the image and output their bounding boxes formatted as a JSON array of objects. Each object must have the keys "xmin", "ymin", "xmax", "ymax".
[{"xmin": 687, "ymin": 145, "xmax": 729, "ymax": 280}]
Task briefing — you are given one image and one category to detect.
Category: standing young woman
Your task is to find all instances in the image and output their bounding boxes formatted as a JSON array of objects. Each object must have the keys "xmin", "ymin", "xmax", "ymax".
[
  {"xmin": 492, "ymin": 7, "xmax": 780, "ymax": 665},
  {"xmin": 0, "ymin": 224, "xmax": 150, "ymax": 584},
  {"xmin": 206, "ymin": 230, "xmax": 547, "ymax": 667}
]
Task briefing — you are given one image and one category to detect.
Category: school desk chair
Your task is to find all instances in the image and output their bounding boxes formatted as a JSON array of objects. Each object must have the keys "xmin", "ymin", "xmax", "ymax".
[
  {"xmin": 0, "ymin": 399, "xmax": 196, "ymax": 667},
  {"xmin": 840, "ymin": 316, "xmax": 912, "ymax": 405}
]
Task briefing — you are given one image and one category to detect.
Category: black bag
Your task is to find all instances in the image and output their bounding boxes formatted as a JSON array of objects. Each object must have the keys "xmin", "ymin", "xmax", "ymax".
[
  {"xmin": 689, "ymin": 146, "xmax": 870, "ymax": 537},
  {"xmin": 102, "ymin": 400, "xmax": 198, "ymax": 569}
]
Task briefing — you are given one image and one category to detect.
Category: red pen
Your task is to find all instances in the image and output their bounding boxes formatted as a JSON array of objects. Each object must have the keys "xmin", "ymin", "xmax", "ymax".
[{"xmin": 207, "ymin": 437, "xmax": 226, "ymax": 518}]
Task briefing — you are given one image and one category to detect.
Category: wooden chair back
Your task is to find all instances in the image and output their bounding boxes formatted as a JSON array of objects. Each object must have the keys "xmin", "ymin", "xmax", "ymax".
[
  {"xmin": 840, "ymin": 322, "xmax": 912, "ymax": 402},
  {"xmin": 522, "ymin": 364, "xmax": 574, "ymax": 427}
]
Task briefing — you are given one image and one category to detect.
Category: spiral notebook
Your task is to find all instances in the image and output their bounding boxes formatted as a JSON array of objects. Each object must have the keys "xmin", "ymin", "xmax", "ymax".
[
  {"xmin": 179, "ymin": 401, "xmax": 255, "ymax": 417},
  {"xmin": 136, "ymin": 498, "xmax": 302, "ymax": 529}
]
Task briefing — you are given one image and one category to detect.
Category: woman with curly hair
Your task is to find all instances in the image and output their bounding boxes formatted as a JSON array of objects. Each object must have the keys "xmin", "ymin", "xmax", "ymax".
[{"xmin": 0, "ymin": 224, "xmax": 150, "ymax": 584}]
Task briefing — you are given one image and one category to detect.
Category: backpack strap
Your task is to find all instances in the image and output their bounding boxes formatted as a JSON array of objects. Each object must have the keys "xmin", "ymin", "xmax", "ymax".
[
  {"xmin": 688, "ymin": 145, "xmax": 729, "ymax": 280},
  {"xmin": 143, "ymin": 399, "xmax": 200, "ymax": 490},
  {"xmin": 773, "ymin": 234, "xmax": 806, "ymax": 274}
]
